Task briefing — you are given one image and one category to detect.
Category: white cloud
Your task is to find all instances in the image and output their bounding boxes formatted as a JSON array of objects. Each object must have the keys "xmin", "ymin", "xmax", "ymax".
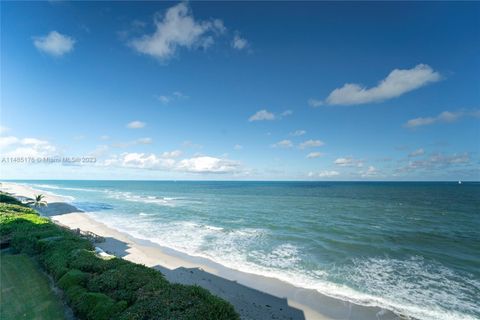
[
  {"xmin": 105, "ymin": 152, "xmax": 175, "ymax": 170},
  {"xmin": 161, "ymin": 150, "xmax": 182, "ymax": 158},
  {"xmin": 0, "ymin": 136, "xmax": 19, "ymax": 149},
  {"xmin": 0, "ymin": 136, "xmax": 57, "ymax": 158},
  {"xmin": 308, "ymin": 170, "xmax": 340, "ymax": 178},
  {"xmin": 103, "ymin": 152, "xmax": 240, "ymax": 174},
  {"xmin": 308, "ymin": 99, "xmax": 323, "ymax": 108},
  {"xmin": 334, "ymin": 157, "xmax": 363, "ymax": 167},
  {"xmin": 157, "ymin": 95, "xmax": 170, "ymax": 104},
  {"xmin": 249, "ymin": 110, "xmax": 275, "ymax": 122},
  {"xmin": 156, "ymin": 91, "xmax": 188, "ymax": 104},
  {"xmin": 100, "ymin": 135, "xmax": 110, "ymax": 140},
  {"xmin": 281, "ymin": 110, "xmax": 293, "ymax": 117},
  {"xmin": 129, "ymin": 3, "xmax": 226, "ymax": 61},
  {"xmin": 405, "ymin": 110, "xmax": 480, "ymax": 128},
  {"xmin": 299, "ymin": 139, "xmax": 324, "ymax": 149},
  {"xmin": 395, "ymin": 153, "xmax": 471, "ymax": 173},
  {"xmin": 360, "ymin": 166, "xmax": 378, "ymax": 178},
  {"xmin": 234, "ymin": 144, "xmax": 243, "ymax": 150},
  {"xmin": 306, "ymin": 152, "xmax": 323, "ymax": 159},
  {"xmin": 409, "ymin": 148, "xmax": 425, "ymax": 157},
  {"xmin": 126, "ymin": 121, "xmax": 146, "ymax": 129},
  {"xmin": 177, "ymin": 156, "xmax": 239, "ymax": 173},
  {"xmin": 322, "ymin": 64, "xmax": 441, "ymax": 106},
  {"xmin": 33, "ymin": 31, "xmax": 75, "ymax": 57},
  {"xmin": 290, "ymin": 130, "xmax": 306, "ymax": 137},
  {"xmin": 232, "ymin": 33, "xmax": 248, "ymax": 50},
  {"xmin": 271, "ymin": 139, "xmax": 293, "ymax": 148}
]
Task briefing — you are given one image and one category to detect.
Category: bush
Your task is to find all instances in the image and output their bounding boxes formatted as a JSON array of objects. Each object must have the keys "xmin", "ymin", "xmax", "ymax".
[
  {"xmin": 0, "ymin": 192, "xmax": 25, "ymax": 206},
  {"xmin": 0, "ymin": 203, "xmax": 240, "ymax": 320},
  {"xmin": 70, "ymin": 290, "xmax": 127, "ymax": 320},
  {"xmin": 58, "ymin": 269, "xmax": 90, "ymax": 290}
]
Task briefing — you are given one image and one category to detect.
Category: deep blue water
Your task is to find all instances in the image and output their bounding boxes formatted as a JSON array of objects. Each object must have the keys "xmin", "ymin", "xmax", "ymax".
[{"xmin": 12, "ymin": 180, "xmax": 480, "ymax": 320}]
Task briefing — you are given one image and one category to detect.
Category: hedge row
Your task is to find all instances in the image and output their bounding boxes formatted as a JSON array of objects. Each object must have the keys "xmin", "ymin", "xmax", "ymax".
[{"xmin": 0, "ymin": 202, "xmax": 239, "ymax": 320}]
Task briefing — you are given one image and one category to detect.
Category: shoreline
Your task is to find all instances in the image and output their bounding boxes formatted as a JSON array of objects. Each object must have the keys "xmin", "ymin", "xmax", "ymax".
[{"xmin": 1, "ymin": 182, "xmax": 401, "ymax": 320}]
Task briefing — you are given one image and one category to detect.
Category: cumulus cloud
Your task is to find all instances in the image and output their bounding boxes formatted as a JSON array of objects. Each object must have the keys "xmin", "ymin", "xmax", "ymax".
[
  {"xmin": 404, "ymin": 110, "xmax": 480, "ymax": 128},
  {"xmin": 334, "ymin": 157, "xmax": 363, "ymax": 167},
  {"xmin": 126, "ymin": 121, "xmax": 146, "ymax": 129},
  {"xmin": 306, "ymin": 152, "xmax": 323, "ymax": 159},
  {"xmin": 281, "ymin": 110, "xmax": 293, "ymax": 117},
  {"xmin": 409, "ymin": 148, "xmax": 425, "ymax": 157},
  {"xmin": 290, "ymin": 130, "xmax": 306, "ymax": 137},
  {"xmin": 249, "ymin": 110, "xmax": 275, "ymax": 122},
  {"xmin": 105, "ymin": 152, "xmax": 176, "ymax": 170},
  {"xmin": 33, "ymin": 31, "xmax": 75, "ymax": 57},
  {"xmin": 308, "ymin": 170, "xmax": 340, "ymax": 178},
  {"xmin": 299, "ymin": 139, "xmax": 324, "ymax": 149},
  {"xmin": 177, "ymin": 156, "xmax": 240, "ymax": 173},
  {"xmin": 0, "ymin": 136, "xmax": 19, "ymax": 149},
  {"xmin": 104, "ymin": 152, "xmax": 240, "ymax": 174},
  {"xmin": 232, "ymin": 33, "xmax": 248, "ymax": 50},
  {"xmin": 321, "ymin": 64, "xmax": 441, "ymax": 106},
  {"xmin": 0, "ymin": 136, "xmax": 57, "ymax": 158},
  {"xmin": 271, "ymin": 139, "xmax": 293, "ymax": 148},
  {"xmin": 234, "ymin": 144, "xmax": 243, "ymax": 150},
  {"xmin": 129, "ymin": 2, "xmax": 226, "ymax": 60},
  {"xmin": 359, "ymin": 166, "xmax": 378, "ymax": 178}
]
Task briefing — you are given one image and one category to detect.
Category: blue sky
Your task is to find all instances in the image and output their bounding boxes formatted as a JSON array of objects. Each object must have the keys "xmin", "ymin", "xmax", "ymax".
[{"xmin": 1, "ymin": 1, "xmax": 479, "ymax": 180}]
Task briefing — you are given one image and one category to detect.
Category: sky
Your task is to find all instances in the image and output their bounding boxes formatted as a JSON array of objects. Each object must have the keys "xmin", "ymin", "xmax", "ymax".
[{"xmin": 1, "ymin": 1, "xmax": 479, "ymax": 181}]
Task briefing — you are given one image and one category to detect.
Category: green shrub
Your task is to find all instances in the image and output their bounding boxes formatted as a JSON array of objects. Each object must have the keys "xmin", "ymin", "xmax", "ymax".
[
  {"xmin": 0, "ymin": 203, "xmax": 240, "ymax": 320},
  {"xmin": 0, "ymin": 192, "xmax": 25, "ymax": 206},
  {"xmin": 58, "ymin": 269, "xmax": 90, "ymax": 290},
  {"xmin": 88, "ymin": 262, "xmax": 167, "ymax": 304},
  {"xmin": 70, "ymin": 291, "xmax": 126, "ymax": 320}
]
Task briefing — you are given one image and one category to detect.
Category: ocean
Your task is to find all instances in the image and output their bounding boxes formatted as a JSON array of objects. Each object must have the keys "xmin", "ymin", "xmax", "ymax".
[{"xmin": 14, "ymin": 180, "xmax": 480, "ymax": 320}]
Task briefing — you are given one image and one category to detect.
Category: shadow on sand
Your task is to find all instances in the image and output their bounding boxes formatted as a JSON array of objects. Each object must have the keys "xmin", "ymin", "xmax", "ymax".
[{"xmin": 154, "ymin": 264, "xmax": 306, "ymax": 320}]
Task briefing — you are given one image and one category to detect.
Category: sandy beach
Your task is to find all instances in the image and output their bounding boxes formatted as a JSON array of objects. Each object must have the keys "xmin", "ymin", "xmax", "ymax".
[{"xmin": 1, "ymin": 182, "xmax": 401, "ymax": 320}]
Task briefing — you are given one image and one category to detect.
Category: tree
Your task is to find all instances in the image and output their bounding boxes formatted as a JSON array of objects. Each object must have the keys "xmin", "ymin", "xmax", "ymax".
[{"xmin": 28, "ymin": 194, "xmax": 48, "ymax": 207}]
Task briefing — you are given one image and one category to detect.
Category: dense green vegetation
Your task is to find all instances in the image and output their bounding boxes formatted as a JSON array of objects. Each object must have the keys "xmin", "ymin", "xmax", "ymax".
[
  {"xmin": 1, "ymin": 252, "xmax": 66, "ymax": 320},
  {"xmin": 0, "ymin": 194, "xmax": 239, "ymax": 320},
  {"xmin": 0, "ymin": 191, "xmax": 24, "ymax": 206}
]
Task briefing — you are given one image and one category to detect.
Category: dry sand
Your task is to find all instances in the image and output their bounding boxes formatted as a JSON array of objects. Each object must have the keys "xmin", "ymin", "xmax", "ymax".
[{"xmin": 1, "ymin": 182, "xmax": 401, "ymax": 320}]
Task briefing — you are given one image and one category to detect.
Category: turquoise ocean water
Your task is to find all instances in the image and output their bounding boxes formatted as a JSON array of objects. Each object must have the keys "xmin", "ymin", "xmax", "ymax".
[{"xmin": 13, "ymin": 180, "xmax": 480, "ymax": 320}]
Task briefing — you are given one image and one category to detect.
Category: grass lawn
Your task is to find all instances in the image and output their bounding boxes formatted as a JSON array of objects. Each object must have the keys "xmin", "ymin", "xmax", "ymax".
[{"xmin": 1, "ymin": 252, "xmax": 66, "ymax": 320}]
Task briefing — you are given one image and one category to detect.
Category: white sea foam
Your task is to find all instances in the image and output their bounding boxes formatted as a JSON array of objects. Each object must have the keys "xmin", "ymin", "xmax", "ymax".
[
  {"xmin": 82, "ymin": 208, "xmax": 480, "ymax": 320},
  {"xmin": 105, "ymin": 190, "xmax": 178, "ymax": 207},
  {"xmin": 138, "ymin": 212, "xmax": 156, "ymax": 216},
  {"xmin": 24, "ymin": 184, "xmax": 76, "ymax": 201},
  {"xmin": 30, "ymin": 184, "xmax": 97, "ymax": 192}
]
